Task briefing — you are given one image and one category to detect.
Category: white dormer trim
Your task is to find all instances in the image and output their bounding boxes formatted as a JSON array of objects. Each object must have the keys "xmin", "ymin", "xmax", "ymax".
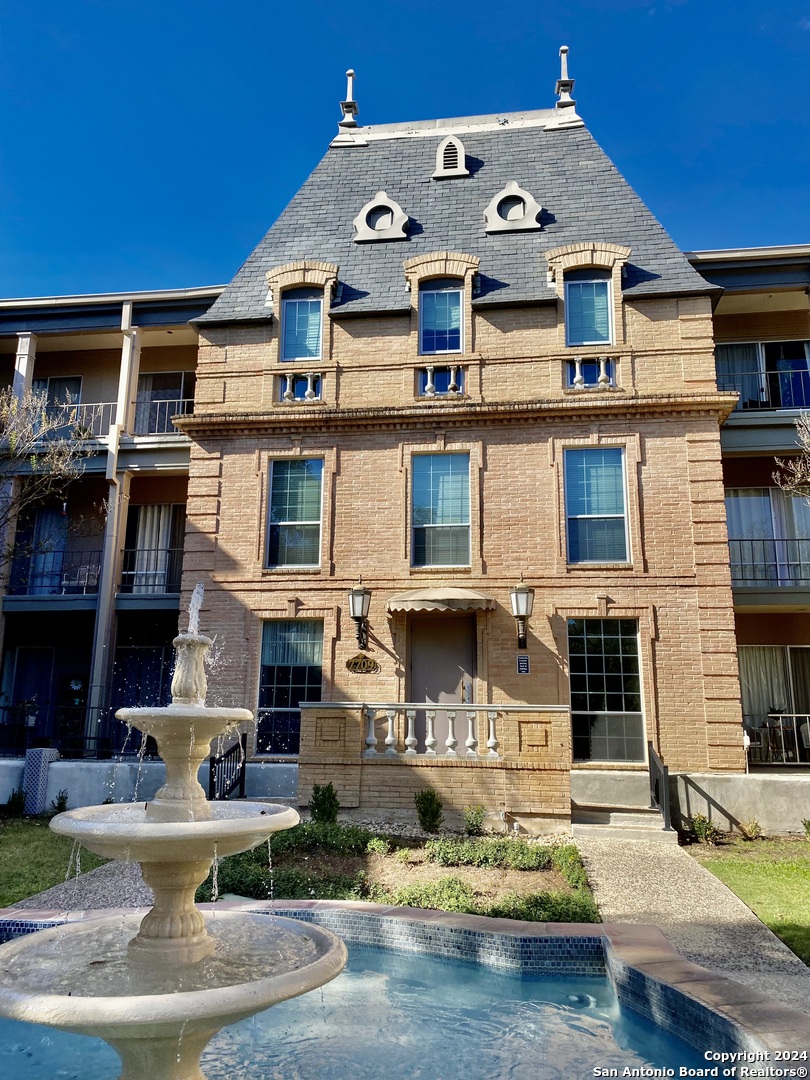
[
  {"xmin": 432, "ymin": 136, "xmax": 469, "ymax": 179},
  {"xmin": 353, "ymin": 192, "xmax": 409, "ymax": 243},
  {"xmin": 483, "ymin": 181, "xmax": 543, "ymax": 234}
]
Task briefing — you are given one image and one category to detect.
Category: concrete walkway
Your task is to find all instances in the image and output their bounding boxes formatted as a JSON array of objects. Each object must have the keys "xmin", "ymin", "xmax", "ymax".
[{"xmin": 576, "ymin": 837, "xmax": 810, "ymax": 1015}]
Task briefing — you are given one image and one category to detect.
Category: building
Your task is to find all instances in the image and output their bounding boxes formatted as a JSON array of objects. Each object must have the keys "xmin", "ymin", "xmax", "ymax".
[{"xmin": 0, "ymin": 56, "xmax": 807, "ymax": 831}]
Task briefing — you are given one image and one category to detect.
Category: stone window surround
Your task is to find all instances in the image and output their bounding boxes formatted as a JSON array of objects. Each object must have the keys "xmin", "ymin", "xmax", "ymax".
[
  {"xmin": 404, "ymin": 252, "xmax": 480, "ymax": 361},
  {"xmin": 483, "ymin": 180, "xmax": 543, "ymax": 234},
  {"xmin": 548, "ymin": 431, "xmax": 644, "ymax": 577},
  {"xmin": 264, "ymin": 261, "xmax": 339, "ymax": 366},
  {"xmin": 352, "ymin": 192, "xmax": 409, "ymax": 243},
  {"xmin": 545, "ymin": 243, "xmax": 631, "ymax": 352}
]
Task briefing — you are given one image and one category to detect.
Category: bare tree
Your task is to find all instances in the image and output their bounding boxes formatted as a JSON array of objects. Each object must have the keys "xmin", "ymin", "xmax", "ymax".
[
  {"xmin": 0, "ymin": 386, "xmax": 94, "ymax": 571},
  {"xmin": 774, "ymin": 414, "xmax": 810, "ymax": 499}
]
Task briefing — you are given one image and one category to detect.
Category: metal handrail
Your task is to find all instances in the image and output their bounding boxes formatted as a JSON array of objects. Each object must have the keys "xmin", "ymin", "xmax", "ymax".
[
  {"xmin": 119, "ymin": 547, "xmax": 184, "ymax": 594},
  {"xmin": 647, "ymin": 741, "xmax": 672, "ymax": 830},
  {"xmin": 728, "ymin": 538, "xmax": 810, "ymax": 585},
  {"xmin": 133, "ymin": 397, "xmax": 194, "ymax": 435},
  {"xmin": 209, "ymin": 733, "xmax": 247, "ymax": 800}
]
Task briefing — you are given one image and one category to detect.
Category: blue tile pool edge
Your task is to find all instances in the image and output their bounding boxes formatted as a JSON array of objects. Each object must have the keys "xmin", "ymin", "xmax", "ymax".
[{"xmin": 1, "ymin": 902, "xmax": 807, "ymax": 1060}]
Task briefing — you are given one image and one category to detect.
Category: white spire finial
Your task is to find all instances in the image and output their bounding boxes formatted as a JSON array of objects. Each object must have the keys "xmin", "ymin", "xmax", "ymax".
[
  {"xmin": 555, "ymin": 44, "xmax": 576, "ymax": 110},
  {"xmin": 346, "ymin": 69, "xmax": 355, "ymax": 101},
  {"xmin": 338, "ymin": 67, "xmax": 359, "ymax": 130}
]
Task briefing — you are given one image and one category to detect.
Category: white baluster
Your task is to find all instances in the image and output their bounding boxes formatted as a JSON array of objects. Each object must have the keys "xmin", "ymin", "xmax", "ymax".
[
  {"xmin": 405, "ymin": 710, "xmax": 418, "ymax": 756},
  {"xmin": 385, "ymin": 709, "xmax": 398, "ymax": 755},
  {"xmin": 445, "ymin": 710, "xmax": 458, "ymax": 757},
  {"xmin": 425, "ymin": 710, "xmax": 437, "ymax": 755},
  {"xmin": 598, "ymin": 357, "xmax": 611, "ymax": 389},
  {"xmin": 449, "ymin": 365, "xmax": 459, "ymax": 393},
  {"xmin": 305, "ymin": 372, "xmax": 317, "ymax": 400},
  {"xmin": 465, "ymin": 711, "xmax": 478, "ymax": 757},
  {"xmin": 424, "ymin": 365, "xmax": 435, "ymax": 396},
  {"xmin": 486, "ymin": 711, "xmax": 500, "ymax": 759},
  {"xmin": 283, "ymin": 374, "xmax": 294, "ymax": 402},
  {"xmin": 573, "ymin": 357, "xmax": 585, "ymax": 389},
  {"xmin": 364, "ymin": 709, "xmax": 378, "ymax": 756}
]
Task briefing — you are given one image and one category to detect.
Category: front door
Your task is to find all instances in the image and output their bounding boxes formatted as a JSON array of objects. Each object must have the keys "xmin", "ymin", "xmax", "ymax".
[{"xmin": 409, "ymin": 616, "xmax": 476, "ymax": 753}]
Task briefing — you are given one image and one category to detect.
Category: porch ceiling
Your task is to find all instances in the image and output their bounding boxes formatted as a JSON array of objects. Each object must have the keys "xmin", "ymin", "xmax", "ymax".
[{"xmin": 386, "ymin": 587, "xmax": 496, "ymax": 613}]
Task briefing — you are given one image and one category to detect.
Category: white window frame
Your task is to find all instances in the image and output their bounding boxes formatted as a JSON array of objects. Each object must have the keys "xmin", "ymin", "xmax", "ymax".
[
  {"xmin": 411, "ymin": 451, "xmax": 471, "ymax": 568},
  {"xmin": 564, "ymin": 276, "xmax": 613, "ymax": 348},
  {"xmin": 281, "ymin": 291, "xmax": 324, "ymax": 363},
  {"xmin": 418, "ymin": 282, "xmax": 464, "ymax": 357},
  {"xmin": 265, "ymin": 458, "xmax": 324, "ymax": 569},
  {"xmin": 564, "ymin": 447, "xmax": 630, "ymax": 565}
]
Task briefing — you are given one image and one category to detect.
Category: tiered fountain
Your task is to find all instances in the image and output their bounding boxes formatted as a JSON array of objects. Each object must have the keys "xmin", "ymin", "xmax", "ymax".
[{"xmin": 0, "ymin": 586, "xmax": 347, "ymax": 1080}]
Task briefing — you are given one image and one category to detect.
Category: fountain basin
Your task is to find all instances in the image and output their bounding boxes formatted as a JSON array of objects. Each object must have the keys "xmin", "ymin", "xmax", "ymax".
[
  {"xmin": 116, "ymin": 705, "xmax": 253, "ymax": 747},
  {"xmin": 50, "ymin": 802, "xmax": 298, "ymax": 862}
]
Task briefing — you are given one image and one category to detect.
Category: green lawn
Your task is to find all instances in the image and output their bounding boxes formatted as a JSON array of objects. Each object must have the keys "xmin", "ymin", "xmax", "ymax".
[
  {"xmin": 690, "ymin": 837, "xmax": 810, "ymax": 965},
  {"xmin": 0, "ymin": 818, "xmax": 107, "ymax": 907}
]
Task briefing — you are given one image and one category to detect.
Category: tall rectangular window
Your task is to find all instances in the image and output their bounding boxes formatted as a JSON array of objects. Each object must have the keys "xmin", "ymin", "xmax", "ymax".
[
  {"xmin": 257, "ymin": 620, "xmax": 323, "ymax": 754},
  {"xmin": 412, "ymin": 453, "xmax": 470, "ymax": 566},
  {"xmin": 568, "ymin": 618, "xmax": 644, "ymax": 762},
  {"xmin": 282, "ymin": 288, "xmax": 323, "ymax": 361},
  {"xmin": 420, "ymin": 281, "xmax": 462, "ymax": 355},
  {"xmin": 267, "ymin": 459, "xmax": 323, "ymax": 567},
  {"xmin": 565, "ymin": 271, "xmax": 611, "ymax": 346},
  {"xmin": 565, "ymin": 447, "xmax": 628, "ymax": 563}
]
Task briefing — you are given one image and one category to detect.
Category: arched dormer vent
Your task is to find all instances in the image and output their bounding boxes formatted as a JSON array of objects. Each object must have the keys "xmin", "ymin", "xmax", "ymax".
[
  {"xmin": 433, "ymin": 136, "xmax": 469, "ymax": 179},
  {"xmin": 353, "ymin": 191, "xmax": 409, "ymax": 243},
  {"xmin": 483, "ymin": 180, "xmax": 543, "ymax": 234}
]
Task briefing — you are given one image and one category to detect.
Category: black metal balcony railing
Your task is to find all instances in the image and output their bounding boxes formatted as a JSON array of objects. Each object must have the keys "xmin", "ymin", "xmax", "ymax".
[
  {"xmin": 133, "ymin": 398, "xmax": 194, "ymax": 436},
  {"xmin": 7, "ymin": 549, "xmax": 103, "ymax": 596},
  {"xmin": 0, "ymin": 705, "xmax": 161, "ymax": 759},
  {"xmin": 119, "ymin": 547, "xmax": 183, "ymax": 594},
  {"xmin": 717, "ymin": 367, "xmax": 810, "ymax": 411},
  {"xmin": 745, "ymin": 714, "xmax": 810, "ymax": 765},
  {"xmin": 728, "ymin": 538, "xmax": 810, "ymax": 586}
]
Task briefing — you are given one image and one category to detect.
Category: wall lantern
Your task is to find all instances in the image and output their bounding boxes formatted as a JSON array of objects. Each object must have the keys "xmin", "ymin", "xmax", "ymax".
[
  {"xmin": 508, "ymin": 579, "xmax": 534, "ymax": 650},
  {"xmin": 348, "ymin": 581, "xmax": 372, "ymax": 650}
]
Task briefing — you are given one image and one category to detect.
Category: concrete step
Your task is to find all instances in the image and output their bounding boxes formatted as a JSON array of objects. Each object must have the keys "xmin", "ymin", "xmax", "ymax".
[
  {"xmin": 571, "ymin": 822, "xmax": 680, "ymax": 843},
  {"xmin": 571, "ymin": 803, "xmax": 679, "ymax": 843}
]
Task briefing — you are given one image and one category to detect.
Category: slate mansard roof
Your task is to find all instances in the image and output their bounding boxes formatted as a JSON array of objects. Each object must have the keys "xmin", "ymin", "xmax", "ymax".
[{"xmin": 200, "ymin": 107, "xmax": 713, "ymax": 325}]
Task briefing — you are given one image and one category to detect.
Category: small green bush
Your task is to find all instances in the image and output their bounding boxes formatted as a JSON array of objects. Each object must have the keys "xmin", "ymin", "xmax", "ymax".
[
  {"xmin": 424, "ymin": 837, "xmax": 554, "ymax": 871},
  {"xmin": 309, "ymin": 782, "xmax": 340, "ymax": 825},
  {"xmin": 2, "ymin": 787, "xmax": 25, "ymax": 817},
  {"xmin": 270, "ymin": 822, "xmax": 373, "ymax": 857},
  {"xmin": 802, "ymin": 819, "xmax": 810, "ymax": 839},
  {"xmin": 487, "ymin": 890, "xmax": 600, "ymax": 923},
  {"xmin": 738, "ymin": 818, "xmax": 762, "ymax": 841},
  {"xmin": 392, "ymin": 876, "xmax": 476, "ymax": 913},
  {"xmin": 50, "ymin": 789, "xmax": 69, "ymax": 815},
  {"xmin": 366, "ymin": 836, "xmax": 390, "ymax": 857},
  {"xmin": 550, "ymin": 845, "xmax": 590, "ymax": 891},
  {"xmin": 414, "ymin": 789, "xmax": 444, "ymax": 833},
  {"xmin": 690, "ymin": 813, "xmax": 723, "ymax": 846},
  {"xmin": 394, "ymin": 846, "xmax": 412, "ymax": 864},
  {"xmin": 464, "ymin": 805, "xmax": 487, "ymax": 836}
]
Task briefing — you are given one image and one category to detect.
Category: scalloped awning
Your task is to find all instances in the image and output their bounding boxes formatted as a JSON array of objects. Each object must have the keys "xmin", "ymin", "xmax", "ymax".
[{"xmin": 386, "ymin": 588, "xmax": 496, "ymax": 614}]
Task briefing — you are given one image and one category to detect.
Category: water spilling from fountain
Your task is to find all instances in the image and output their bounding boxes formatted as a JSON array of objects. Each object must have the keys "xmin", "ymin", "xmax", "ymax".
[{"xmin": 0, "ymin": 587, "xmax": 347, "ymax": 1080}]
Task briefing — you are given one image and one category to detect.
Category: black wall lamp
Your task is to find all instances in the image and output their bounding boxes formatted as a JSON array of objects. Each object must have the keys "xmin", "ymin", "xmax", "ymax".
[
  {"xmin": 509, "ymin": 579, "xmax": 535, "ymax": 650},
  {"xmin": 348, "ymin": 581, "xmax": 372, "ymax": 650}
]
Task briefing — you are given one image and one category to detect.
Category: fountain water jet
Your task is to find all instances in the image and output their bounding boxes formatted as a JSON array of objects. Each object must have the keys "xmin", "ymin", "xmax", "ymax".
[{"xmin": 0, "ymin": 591, "xmax": 346, "ymax": 1080}]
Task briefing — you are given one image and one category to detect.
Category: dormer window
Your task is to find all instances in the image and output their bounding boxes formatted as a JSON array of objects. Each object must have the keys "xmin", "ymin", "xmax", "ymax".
[
  {"xmin": 281, "ymin": 287, "xmax": 323, "ymax": 361},
  {"xmin": 353, "ymin": 191, "xmax": 408, "ymax": 242},
  {"xmin": 564, "ymin": 269, "xmax": 612, "ymax": 347},
  {"xmin": 419, "ymin": 279, "xmax": 463, "ymax": 355},
  {"xmin": 432, "ymin": 136, "xmax": 469, "ymax": 179},
  {"xmin": 483, "ymin": 181, "xmax": 543, "ymax": 233}
]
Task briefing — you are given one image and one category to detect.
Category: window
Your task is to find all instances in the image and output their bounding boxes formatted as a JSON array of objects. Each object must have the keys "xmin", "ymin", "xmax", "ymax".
[
  {"xmin": 566, "ymin": 358, "xmax": 614, "ymax": 389},
  {"xmin": 279, "ymin": 373, "xmax": 322, "ymax": 402},
  {"xmin": 120, "ymin": 504, "xmax": 185, "ymax": 594},
  {"xmin": 418, "ymin": 366, "xmax": 464, "ymax": 397},
  {"xmin": 715, "ymin": 341, "xmax": 810, "ymax": 411},
  {"xmin": 738, "ymin": 645, "xmax": 810, "ymax": 764},
  {"xmin": 565, "ymin": 270, "xmax": 612, "ymax": 347},
  {"xmin": 267, "ymin": 459, "xmax": 323, "ymax": 567},
  {"xmin": 565, "ymin": 448, "xmax": 628, "ymax": 563},
  {"xmin": 419, "ymin": 280, "xmax": 462, "ymax": 355},
  {"xmin": 257, "ymin": 620, "xmax": 323, "ymax": 754},
  {"xmin": 412, "ymin": 453, "xmax": 470, "ymax": 566},
  {"xmin": 568, "ymin": 618, "xmax": 644, "ymax": 762},
  {"xmin": 32, "ymin": 376, "xmax": 82, "ymax": 406},
  {"xmin": 281, "ymin": 288, "xmax": 323, "ymax": 361},
  {"xmin": 725, "ymin": 488, "xmax": 810, "ymax": 585},
  {"xmin": 134, "ymin": 372, "xmax": 195, "ymax": 435}
]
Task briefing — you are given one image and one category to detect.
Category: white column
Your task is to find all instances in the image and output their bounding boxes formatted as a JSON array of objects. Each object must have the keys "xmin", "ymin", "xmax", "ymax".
[
  {"xmin": 283, "ymin": 374, "xmax": 294, "ymax": 402},
  {"xmin": 486, "ymin": 711, "xmax": 500, "ymax": 759},
  {"xmin": 465, "ymin": 711, "xmax": 478, "ymax": 757},
  {"xmin": 384, "ymin": 709, "xmax": 398, "ymax": 755},
  {"xmin": 424, "ymin": 365, "xmax": 435, "ymax": 396},
  {"xmin": 305, "ymin": 373, "xmax": 317, "ymax": 400},
  {"xmin": 13, "ymin": 332, "xmax": 36, "ymax": 400},
  {"xmin": 424, "ymin": 710, "xmax": 437, "ymax": 756},
  {"xmin": 117, "ymin": 304, "xmax": 141, "ymax": 434},
  {"xmin": 573, "ymin": 356, "xmax": 584, "ymax": 389},
  {"xmin": 364, "ymin": 709, "xmax": 378, "ymax": 755},
  {"xmin": 445, "ymin": 711, "xmax": 458, "ymax": 757},
  {"xmin": 598, "ymin": 357, "xmax": 611, "ymax": 388},
  {"xmin": 405, "ymin": 710, "xmax": 417, "ymax": 755}
]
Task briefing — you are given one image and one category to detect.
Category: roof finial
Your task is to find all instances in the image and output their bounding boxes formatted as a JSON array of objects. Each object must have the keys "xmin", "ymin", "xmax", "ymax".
[
  {"xmin": 338, "ymin": 68, "xmax": 359, "ymax": 130},
  {"xmin": 555, "ymin": 45, "xmax": 576, "ymax": 111}
]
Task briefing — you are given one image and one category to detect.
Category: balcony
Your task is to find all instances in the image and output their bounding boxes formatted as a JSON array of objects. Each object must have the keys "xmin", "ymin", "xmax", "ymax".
[
  {"xmin": 7, "ymin": 549, "xmax": 102, "ymax": 596},
  {"xmin": 417, "ymin": 365, "xmax": 465, "ymax": 398},
  {"xmin": 716, "ymin": 341, "xmax": 810, "ymax": 411},
  {"xmin": 278, "ymin": 372, "xmax": 322, "ymax": 403},
  {"xmin": 39, "ymin": 402, "xmax": 117, "ymax": 440},
  {"xmin": 745, "ymin": 714, "xmax": 810, "ymax": 766},
  {"xmin": 133, "ymin": 397, "xmax": 194, "ymax": 435},
  {"xmin": 119, "ymin": 547, "xmax": 184, "ymax": 594},
  {"xmin": 728, "ymin": 538, "xmax": 810, "ymax": 586}
]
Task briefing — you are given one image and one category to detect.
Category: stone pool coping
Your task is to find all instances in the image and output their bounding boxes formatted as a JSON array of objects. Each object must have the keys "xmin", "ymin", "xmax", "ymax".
[{"xmin": 2, "ymin": 900, "xmax": 809, "ymax": 1060}]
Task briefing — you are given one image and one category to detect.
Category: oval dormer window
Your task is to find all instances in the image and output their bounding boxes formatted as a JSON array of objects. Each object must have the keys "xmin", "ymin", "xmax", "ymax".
[
  {"xmin": 367, "ymin": 206, "xmax": 394, "ymax": 231},
  {"xmin": 352, "ymin": 191, "xmax": 409, "ymax": 243},
  {"xmin": 483, "ymin": 181, "xmax": 543, "ymax": 233},
  {"xmin": 498, "ymin": 195, "xmax": 526, "ymax": 222}
]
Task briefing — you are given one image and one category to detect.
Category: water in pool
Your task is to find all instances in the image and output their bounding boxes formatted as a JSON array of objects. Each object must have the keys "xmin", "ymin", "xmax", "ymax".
[{"xmin": 0, "ymin": 943, "xmax": 709, "ymax": 1079}]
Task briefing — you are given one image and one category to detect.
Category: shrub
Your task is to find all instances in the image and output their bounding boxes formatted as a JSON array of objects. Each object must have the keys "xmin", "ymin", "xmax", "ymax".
[
  {"xmin": 802, "ymin": 819, "xmax": 810, "ymax": 839},
  {"xmin": 2, "ymin": 787, "xmax": 25, "ymax": 817},
  {"xmin": 269, "ymin": 822, "xmax": 373, "ymax": 857},
  {"xmin": 309, "ymin": 782, "xmax": 340, "ymax": 825},
  {"xmin": 394, "ymin": 846, "xmax": 412, "ymax": 864},
  {"xmin": 50, "ymin": 789, "xmax": 69, "ymax": 815},
  {"xmin": 487, "ymin": 890, "xmax": 600, "ymax": 923},
  {"xmin": 366, "ymin": 836, "xmax": 390, "ymax": 857},
  {"xmin": 464, "ymin": 805, "xmax": 487, "ymax": 836},
  {"xmin": 424, "ymin": 837, "xmax": 553, "ymax": 871},
  {"xmin": 392, "ymin": 876, "xmax": 476, "ymax": 913},
  {"xmin": 414, "ymin": 789, "xmax": 444, "ymax": 833},
  {"xmin": 690, "ymin": 813, "xmax": 723, "ymax": 846},
  {"xmin": 738, "ymin": 818, "xmax": 762, "ymax": 841}
]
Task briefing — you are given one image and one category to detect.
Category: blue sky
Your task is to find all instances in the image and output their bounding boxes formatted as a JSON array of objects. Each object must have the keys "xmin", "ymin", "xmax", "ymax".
[{"xmin": 1, "ymin": 0, "xmax": 808, "ymax": 298}]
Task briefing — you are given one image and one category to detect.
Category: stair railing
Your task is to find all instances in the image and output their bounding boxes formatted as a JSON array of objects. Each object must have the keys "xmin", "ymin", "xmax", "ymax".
[
  {"xmin": 209, "ymin": 732, "xmax": 247, "ymax": 801},
  {"xmin": 648, "ymin": 741, "xmax": 672, "ymax": 831}
]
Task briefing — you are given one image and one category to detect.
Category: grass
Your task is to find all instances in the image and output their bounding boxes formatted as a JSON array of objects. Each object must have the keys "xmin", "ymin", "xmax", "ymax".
[
  {"xmin": 0, "ymin": 817, "xmax": 107, "ymax": 907},
  {"xmin": 689, "ymin": 836, "xmax": 810, "ymax": 965}
]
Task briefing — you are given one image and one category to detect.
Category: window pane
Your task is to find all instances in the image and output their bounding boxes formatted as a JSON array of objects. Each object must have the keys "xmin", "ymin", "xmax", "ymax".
[
  {"xmin": 283, "ymin": 299, "xmax": 322, "ymax": 360},
  {"xmin": 412, "ymin": 454, "xmax": 470, "ymax": 566},
  {"xmin": 420, "ymin": 290, "xmax": 462, "ymax": 354},
  {"xmin": 568, "ymin": 518, "xmax": 627, "ymax": 562},
  {"xmin": 258, "ymin": 620, "xmax": 323, "ymax": 754},
  {"xmin": 413, "ymin": 525, "xmax": 470, "ymax": 566},
  {"xmin": 566, "ymin": 281, "xmax": 610, "ymax": 345},
  {"xmin": 267, "ymin": 460, "xmax": 323, "ymax": 566},
  {"xmin": 565, "ymin": 448, "xmax": 627, "ymax": 563}
]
